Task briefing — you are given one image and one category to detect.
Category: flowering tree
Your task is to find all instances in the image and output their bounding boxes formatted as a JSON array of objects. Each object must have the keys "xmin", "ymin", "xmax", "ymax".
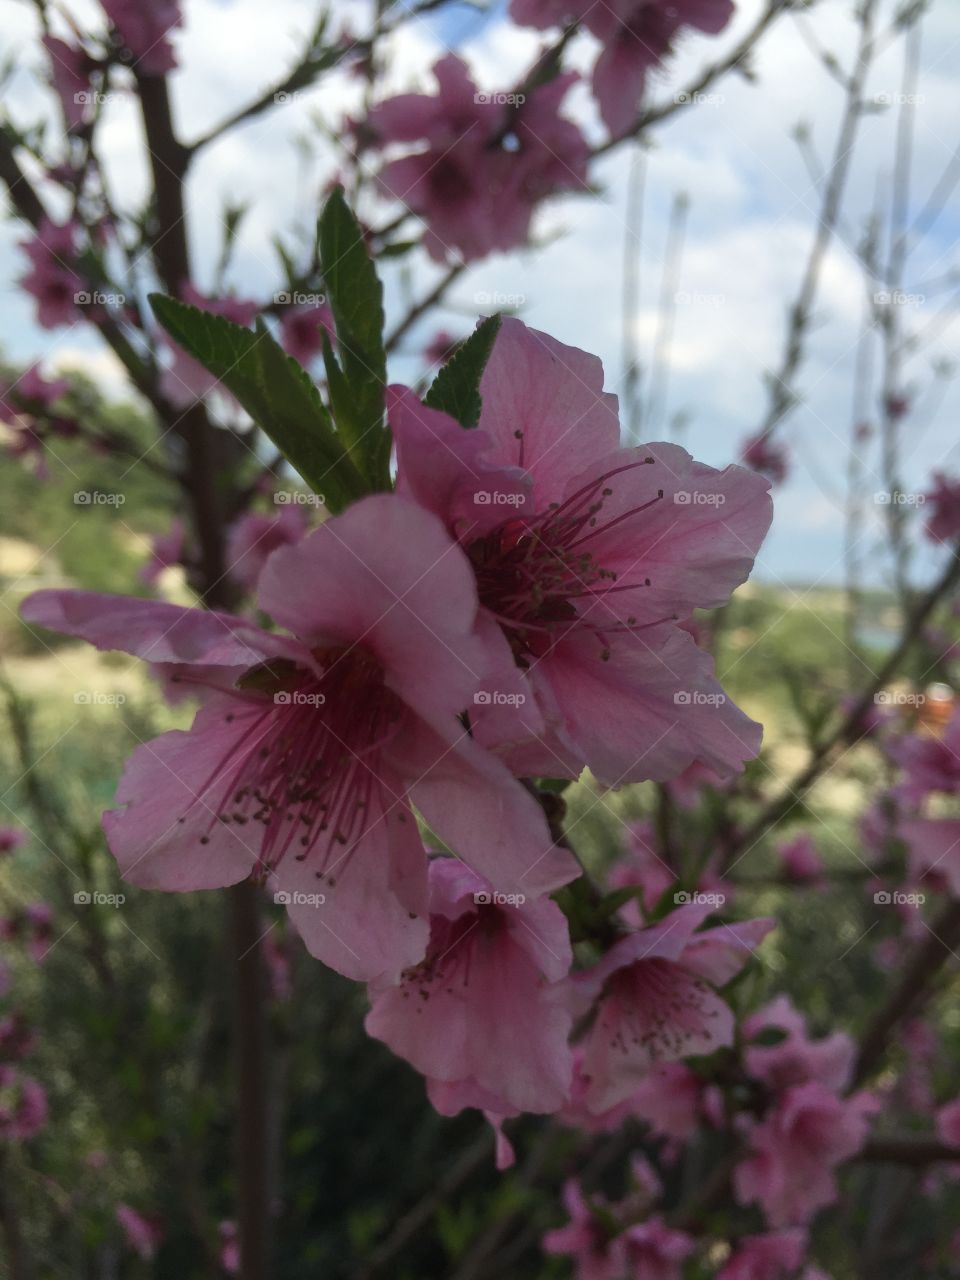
[{"xmin": 2, "ymin": 1, "xmax": 960, "ymax": 1278}]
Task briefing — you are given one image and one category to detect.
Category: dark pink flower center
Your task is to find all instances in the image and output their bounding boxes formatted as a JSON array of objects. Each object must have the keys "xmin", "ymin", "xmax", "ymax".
[
  {"xmin": 187, "ymin": 647, "xmax": 406, "ymax": 877},
  {"xmin": 399, "ymin": 903, "xmax": 503, "ymax": 1004},
  {"xmin": 465, "ymin": 458, "xmax": 665, "ymax": 665}
]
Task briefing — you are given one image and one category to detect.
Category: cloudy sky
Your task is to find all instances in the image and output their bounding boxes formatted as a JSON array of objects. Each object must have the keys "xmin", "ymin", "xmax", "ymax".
[{"xmin": 2, "ymin": 0, "xmax": 959, "ymax": 588}]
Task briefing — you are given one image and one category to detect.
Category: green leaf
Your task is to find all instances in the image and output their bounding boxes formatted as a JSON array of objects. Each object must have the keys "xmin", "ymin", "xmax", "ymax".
[
  {"xmin": 148, "ymin": 294, "xmax": 366, "ymax": 511},
  {"xmin": 318, "ymin": 187, "xmax": 390, "ymax": 484},
  {"xmin": 424, "ymin": 314, "xmax": 502, "ymax": 428}
]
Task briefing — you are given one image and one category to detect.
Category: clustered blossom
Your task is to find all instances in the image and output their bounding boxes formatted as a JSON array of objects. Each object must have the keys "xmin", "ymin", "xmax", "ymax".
[
  {"xmin": 923, "ymin": 471, "xmax": 960, "ymax": 545},
  {"xmin": 739, "ymin": 430, "xmax": 789, "ymax": 485},
  {"xmin": 365, "ymin": 56, "xmax": 588, "ymax": 262},
  {"xmin": 510, "ymin": 0, "xmax": 735, "ymax": 136},
  {"xmin": 22, "ymin": 318, "xmax": 773, "ymax": 1158},
  {"xmin": 889, "ymin": 706, "xmax": 960, "ymax": 897},
  {"xmin": 18, "ymin": 218, "xmax": 85, "ymax": 331},
  {"xmin": 100, "ymin": 0, "xmax": 183, "ymax": 73}
]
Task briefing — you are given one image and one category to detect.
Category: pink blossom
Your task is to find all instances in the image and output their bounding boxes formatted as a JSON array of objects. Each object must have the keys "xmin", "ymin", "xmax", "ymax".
[
  {"xmin": 888, "ymin": 710, "xmax": 960, "ymax": 800},
  {"xmin": 279, "ymin": 303, "xmax": 334, "ymax": 366},
  {"xmin": 101, "ymin": 0, "xmax": 182, "ymax": 73},
  {"xmin": 899, "ymin": 817, "xmax": 960, "ymax": 897},
  {"xmin": 618, "ymin": 1218, "xmax": 695, "ymax": 1280},
  {"xmin": 571, "ymin": 904, "xmax": 773, "ymax": 1112},
  {"xmin": 0, "ymin": 1014, "xmax": 35, "ymax": 1063},
  {"xmin": 924, "ymin": 472, "xmax": 960, "ymax": 544},
  {"xmin": 510, "ymin": 0, "xmax": 734, "ymax": 137},
  {"xmin": 0, "ymin": 1067, "xmax": 48, "ymax": 1140},
  {"xmin": 392, "ymin": 318, "xmax": 771, "ymax": 789},
  {"xmin": 775, "ymin": 833, "xmax": 825, "ymax": 886},
  {"xmin": 739, "ymin": 431, "xmax": 789, "ymax": 485},
  {"xmin": 225, "ymin": 505, "xmax": 309, "ymax": 594},
  {"xmin": 742, "ymin": 997, "xmax": 854, "ymax": 1094},
  {"xmin": 0, "ymin": 903, "xmax": 54, "ymax": 964},
  {"xmin": 0, "ymin": 828, "xmax": 26, "ymax": 856},
  {"xmin": 542, "ymin": 1179, "xmax": 622, "ymax": 1280},
  {"xmin": 140, "ymin": 517, "xmax": 186, "ymax": 586},
  {"xmin": 6, "ymin": 365, "xmax": 71, "ymax": 409},
  {"xmin": 937, "ymin": 1098, "xmax": 960, "ymax": 1151},
  {"xmin": 219, "ymin": 1221, "xmax": 240, "ymax": 1274},
  {"xmin": 367, "ymin": 56, "xmax": 588, "ymax": 263},
  {"xmin": 18, "ymin": 218, "xmax": 85, "ymax": 330},
  {"xmin": 22, "ymin": 495, "xmax": 573, "ymax": 983},
  {"xmin": 43, "ymin": 36, "xmax": 91, "ymax": 131},
  {"xmin": 666, "ymin": 758, "xmax": 727, "ymax": 808},
  {"xmin": 716, "ymin": 1230, "xmax": 808, "ymax": 1280},
  {"xmin": 116, "ymin": 1204, "xmax": 164, "ymax": 1261},
  {"xmin": 366, "ymin": 858, "xmax": 573, "ymax": 1119},
  {"xmin": 159, "ymin": 286, "xmax": 258, "ymax": 407},
  {"xmin": 424, "ymin": 330, "xmax": 460, "ymax": 366},
  {"xmin": 608, "ymin": 820, "xmax": 675, "ymax": 922},
  {"xmin": 734, "ymin": 1082, "xmax": 877, "ymax": 1226}
]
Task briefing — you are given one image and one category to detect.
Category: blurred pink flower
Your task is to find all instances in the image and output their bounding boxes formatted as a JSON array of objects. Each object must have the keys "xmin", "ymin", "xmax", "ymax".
[
  {"xmin": 424, "ymin": 330, "xmax": 460, "ymax": 366},
  {"xmin": 18, "ymin": 218, "xmax": 85, "ymax": 330},
  {"xmin": 734, "ymin": 1082, "xmax": 878, "ymax": 1226},
  {"xmin": 924, "ymin": 472, "xmax": 960, "ymax": 544},
  {"xmin": 542, "ymin": 1179, "xmax": 622, "ymax": 1280},
  {"xmin": 571, "ymin": 904, "xmax": 773, "ymax": 1112},
  {"xmin": 775, "ymin": 833, "xmax": 825, "ymax": 886},
  {"xmin": 742, "ymin": 996, "xmax": 854, "ymax": 1094},
  {"xmin": 225, "ymin": 505, "xmax": 308, "ymax": 594},
  {"xmin": 392, "ymin": 317, "xmax": 771, "ymax": 788},
  {"xmin": 22, "ymin": 496, "xmax": 572, "ymax": 984},
  {"xmin": 101, "ymin": 0, "xmax": 182, "ymax": 73},
  {"xmin": 366, "ymin": 858, "xmax": 573, "ymax": 1119},
  {"xmin": 43, "ymin": 35, "xmax": 91, "ymax": 131},
  {"xmin": 116, "ymin": 1203, "xmax": 164, "ymax": 1261},
  {"xmin": 219, "ymin": 1221, "xmax": 239, "ymax": 1274},
  {"xmin": 0, "ymin": 1067, "xmax": 48, "ymax": 1140},
  {"xmin": 618, "ymin": 1217, "xmax": 695, "ymax": 1280},
  {"xmin": 367, "ymin": 56, "xmax": 588, "ymax": 262},
  {"xmin": 740, "ymin": 431, "xmax": 789, "ymax": 485},
  {"xmin": 716, "ymin": 1229, "xmax": 808, "ymax": 1280},
  {"xmin": 0, "ymin": 903, "xmax": 54, "ymax": 964},
  {"xmin": 0, "ymin": 828, "xmax": 26, "ymax": 856},
  {"xmin": 279, "ymin": 302, "xmax": 334, "ymax": 366}
]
